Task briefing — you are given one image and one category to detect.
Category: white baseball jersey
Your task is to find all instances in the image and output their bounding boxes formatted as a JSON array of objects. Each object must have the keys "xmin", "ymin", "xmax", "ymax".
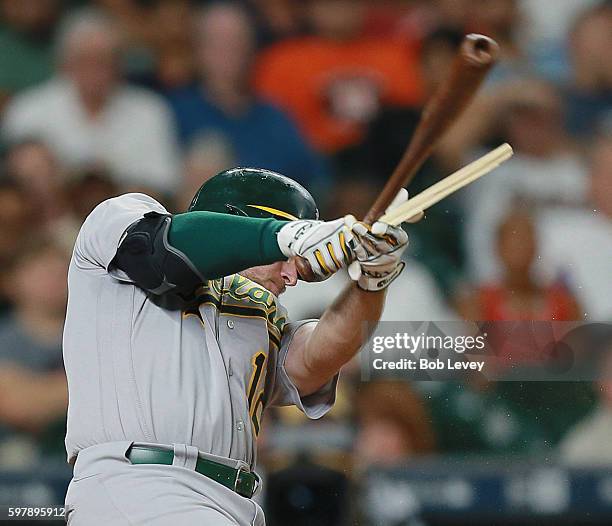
[{"xmin": 63, "ymin": 193, "xmax": 337, "ymax": 468}]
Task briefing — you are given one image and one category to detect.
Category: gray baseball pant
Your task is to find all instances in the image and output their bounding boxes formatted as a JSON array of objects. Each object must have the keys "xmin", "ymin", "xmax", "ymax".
[{"xmin": 64, "ymin": 441, "xmax": 265, "ymax": 526}]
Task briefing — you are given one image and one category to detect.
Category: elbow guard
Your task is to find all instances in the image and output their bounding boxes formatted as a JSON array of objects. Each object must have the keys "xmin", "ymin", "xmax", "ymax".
[{"xmin": 112, "ymin": 212, "xmax": 204, "ymax": 298}]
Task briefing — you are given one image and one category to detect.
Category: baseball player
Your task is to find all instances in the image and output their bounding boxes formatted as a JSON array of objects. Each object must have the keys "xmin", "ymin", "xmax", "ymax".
[{"xmin": 62, "ymin": 167, "xmax": 409, "ymax": 525}]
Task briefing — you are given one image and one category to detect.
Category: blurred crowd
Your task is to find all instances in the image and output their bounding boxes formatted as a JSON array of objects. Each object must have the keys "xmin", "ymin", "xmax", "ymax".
[{"xmin": 0, "ymin": 0, "xmax": 612, "ymax": 522}]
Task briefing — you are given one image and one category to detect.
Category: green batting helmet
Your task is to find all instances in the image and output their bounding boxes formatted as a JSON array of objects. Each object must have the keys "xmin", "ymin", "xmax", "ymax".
[{"xmin": 188, "ymin": 167, "xmax": 319, "ymax": 221}]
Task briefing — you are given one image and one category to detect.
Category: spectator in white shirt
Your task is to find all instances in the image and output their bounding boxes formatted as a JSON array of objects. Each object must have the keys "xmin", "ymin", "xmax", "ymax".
[
  {"xmin": 2, "ymin": 9, "xmax": 180, "ymax": 194},
  {"xmin": 520, "ymin": 0, "xmax": 599, "ymax": 46},
  {"xmin": 537, "ymin": 133, "xmax": 612, "ymax": 320}
]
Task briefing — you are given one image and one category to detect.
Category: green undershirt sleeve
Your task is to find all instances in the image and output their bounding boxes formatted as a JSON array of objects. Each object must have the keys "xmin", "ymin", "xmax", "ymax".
[{"xmin": 167, "ymin": 211, "xmax": 288, "ymax": 279}]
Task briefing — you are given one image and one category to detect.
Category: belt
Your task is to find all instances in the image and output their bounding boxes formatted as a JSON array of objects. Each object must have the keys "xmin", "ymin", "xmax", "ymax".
[{"xmin": 126, "ymin": 445, "xmax": 259, "ymax": 498}]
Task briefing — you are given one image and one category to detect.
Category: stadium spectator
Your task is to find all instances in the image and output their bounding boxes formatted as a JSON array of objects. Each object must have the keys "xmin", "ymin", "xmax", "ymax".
[
  {"xmin": 537, "ymin": 133, "xmax": 612, "ymax": 320},
  {"xmin": 65, "ymin": 169, "xmax": 119, "ymax": 223},
  {"xmin": 93, "ymin": 0, "xmax": 154, "ymax": 63},
  {"xmin": 0, "ymin": 239, "xmax": 69, "ymax": 466},
  {"xmin": 0, "ymin": 0, "xmax": 60, "ymax": 106},
  {"xmin": 167, "ymin": 2, "xmax": 326, "ymax": 188},
  {"xmin": 469, "ymin": 0, "xmax": 521, "ymax": 49},
  {"xmin": 520, "ymin": 0, "xmax": 600, "ymax": 81},
  {"xmin": 431, "ymin": 0, "xmax": 471, "ymax": 30},
  {"xmin": 457, "ymin": 208, "xmax": 579, "ymax": 372},
  {"xmin": 6, "ymin": 141, "xmax": 65, "ymax": 221},
  {"xmin": 360, "ymin": 0, "xmax": 430, "ymax": 40},
  {"xmin": 352, "ymin": 380, "xmax": 431, "ymax": 525},
  {"xmin": 354, "ymin": 380, "xmax": 435, "ymax": 468},
  {"xmin": 248, "ymin": 0, "xmax": 305, "ymax": 45},
  {"xmin": 176, "ymin": 133, "xmax": 235, "ymax": 211},
  {"xmin": 2, "ymin": 9, "xmax": 180, "ymax": 194},
  {"xmin": 463, "ymin": 80, "xmax": 588, "ymax": 282},
  {"xmin": 458, "ymin": 208, "xmax": 579, "ymax": 322},
  {"xmin": 564, "ymin": 2, "xmax": 612, "ymax": 141},
  {"xmin": 463, "ymin": 0, "xmax": 537, "ymax": 85},
  {"xmin": 131, "ymin": 0, "xmax": 197, "ymax": 92},
  {"xmin": 0, "ymin": 179, "xmax": 32, "ymax": 316},
  {"xmin": 254, "ymin": 0, "xmax": 423, "ymax": 153},
  {"xmin": 521, "ymin": 0, "xmax": 600, "ymax": 46},
  {"xmin": 5, "ymin": 140, "xmax": 81, "ymax": 251}
]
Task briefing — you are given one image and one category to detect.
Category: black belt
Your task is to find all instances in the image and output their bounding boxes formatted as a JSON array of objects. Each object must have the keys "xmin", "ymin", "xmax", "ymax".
[{"xmin": 126, "ymin": 445, "xmax": 259, "ymax": 498}]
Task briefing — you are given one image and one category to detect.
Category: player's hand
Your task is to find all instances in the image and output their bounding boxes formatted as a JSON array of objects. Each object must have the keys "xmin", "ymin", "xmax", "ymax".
[
  {"xmin": 346, "ymin": 189, "xmax": 412, "ymax": 291},
  {"xmin": 277, "ymin": 218, "xmax": 356, "ymax": 279}
]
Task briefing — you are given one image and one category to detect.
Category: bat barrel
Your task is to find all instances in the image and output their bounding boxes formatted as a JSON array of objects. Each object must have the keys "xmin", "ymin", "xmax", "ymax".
[{"xmin": 463, "ymin": 34, "xmax": 499, "ymax": 65}]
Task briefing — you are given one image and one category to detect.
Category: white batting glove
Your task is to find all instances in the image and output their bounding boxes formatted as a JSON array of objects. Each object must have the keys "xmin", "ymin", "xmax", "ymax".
[
  {"xmin": 346, "ymin": 189, "xmax": 413, "ymax": 291},
  {"xmin": 277, "ymin": 219, "xmax": 355, "ymax": 279}
]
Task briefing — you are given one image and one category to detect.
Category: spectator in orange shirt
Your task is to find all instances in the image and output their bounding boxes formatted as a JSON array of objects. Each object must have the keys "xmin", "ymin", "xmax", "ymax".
[{"xmin": 254, "ymin": 0, "xmax": 424, "ymax": 153}]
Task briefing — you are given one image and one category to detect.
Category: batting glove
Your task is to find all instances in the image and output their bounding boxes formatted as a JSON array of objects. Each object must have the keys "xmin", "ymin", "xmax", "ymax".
[
  {"xmin": 277, "ymin": 219, "xmax": 356, "ymax": 280},
  {"xmin": 346, "ymin": 189, "xmax": 415, "ymax": 291}
]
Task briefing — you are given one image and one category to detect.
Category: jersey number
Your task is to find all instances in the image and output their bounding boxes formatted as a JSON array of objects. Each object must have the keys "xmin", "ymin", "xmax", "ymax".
[{"xmin": 247, "ymin": 352, "xmax": 266, "ymax": 435}]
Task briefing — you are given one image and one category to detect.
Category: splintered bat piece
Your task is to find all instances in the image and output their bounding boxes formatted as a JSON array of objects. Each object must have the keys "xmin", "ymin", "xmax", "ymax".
[{"xmin": 380, "ymin": 143, "xmax": 514, "ymax": 226}]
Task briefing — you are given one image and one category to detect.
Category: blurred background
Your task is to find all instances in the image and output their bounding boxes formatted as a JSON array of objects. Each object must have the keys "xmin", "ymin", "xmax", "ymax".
[{"xmin": 0, "ymin": 0, "xmax": 611, "ymax": 524}]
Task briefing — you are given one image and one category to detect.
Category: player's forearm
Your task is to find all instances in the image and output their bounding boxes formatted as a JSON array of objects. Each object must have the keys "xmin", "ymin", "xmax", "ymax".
[
  {"xmin": 115, "ymin": 212, "xmax": 355, "ymax": 298},
  {"xmin": 287, "ymin": 284, "xmax": 385, "ymax": 396},
  {"xmin": 168, "ymin": 212, "xmax": 287, "ymax": 279}
]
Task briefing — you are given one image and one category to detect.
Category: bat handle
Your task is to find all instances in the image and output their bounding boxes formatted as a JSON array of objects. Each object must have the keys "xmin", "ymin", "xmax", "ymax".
[{"xmin": 362, "ymin": 210, "xmax": 379, "ymax": 226}]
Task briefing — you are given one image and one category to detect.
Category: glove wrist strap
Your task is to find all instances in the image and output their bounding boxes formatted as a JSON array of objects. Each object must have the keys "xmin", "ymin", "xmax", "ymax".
[{"xmin": 356, "ymin": 261, "xmax": 405, "ymax": 292}]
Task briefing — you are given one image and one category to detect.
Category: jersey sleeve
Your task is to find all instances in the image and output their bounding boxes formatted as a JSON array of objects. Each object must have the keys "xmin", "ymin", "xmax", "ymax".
[
  {"xmin": 267, "ymin": 319, "xmax": 339, "ymax": 419},
  {"xmin": 73, "ymin": 193, "xmax": 168, "ymax": 273}
]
